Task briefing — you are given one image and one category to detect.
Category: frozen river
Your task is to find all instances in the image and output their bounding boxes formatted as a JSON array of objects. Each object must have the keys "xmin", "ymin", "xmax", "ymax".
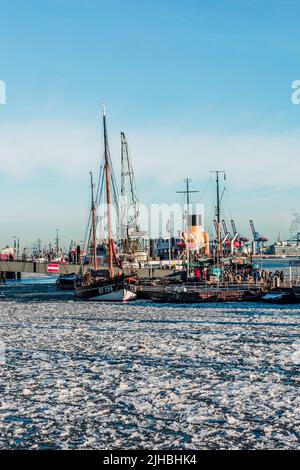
[{"xmin": 0, "ymin": 280, "xmax": 300, "ymax": 449}]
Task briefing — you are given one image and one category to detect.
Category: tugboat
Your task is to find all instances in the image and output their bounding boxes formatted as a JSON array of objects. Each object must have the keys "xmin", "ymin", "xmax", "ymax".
[
  {"xmin": 135, "ymin": 267, "xmax": 263, "ymax": 303},
  {"xmin": 135, "ymin": 171, "xmax": 265, "ymax": 304},
  {"xmin": 75, "ymin": 107, "xmax": 137, "ymax": 302}
]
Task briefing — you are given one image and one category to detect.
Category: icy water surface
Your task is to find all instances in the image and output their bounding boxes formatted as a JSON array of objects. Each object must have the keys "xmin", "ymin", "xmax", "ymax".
[{"xmin": 0, "ymin": 280, "xmax": 300, "ymax": 449}]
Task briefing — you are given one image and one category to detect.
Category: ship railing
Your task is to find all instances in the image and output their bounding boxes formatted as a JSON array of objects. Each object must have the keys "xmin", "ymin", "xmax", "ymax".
[
  {"xmin": 282, "ymin": 278, "xmax": 300, "ymax": 287},
  {"xmin": 185, "ymin": 277, "xmax": 300, "ymax": 290},
  {"xmin": 158, "ymin": 282, "xmax": 264, "ymax": 293}
]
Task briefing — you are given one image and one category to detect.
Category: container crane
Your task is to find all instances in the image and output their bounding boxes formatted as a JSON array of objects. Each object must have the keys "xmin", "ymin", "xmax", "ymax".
[
  {"xmin": 249, "ymin": 220, "xmax": 268, "ymax": 242},
  {"xmin": 231, "ymin": 219, "xmax": 249, "ymax": 243},
  {"xmin": 249, "ymin": 220, "xmax": 268, "ymax": 254},
  {"xmin": 229, "ymin": 219, "xmax": 241, "ymax": 252},
  {"xmin": 227, "ymin": 219, "xmax": 249, "ymax": 254},
  {"xmin": 221, "ymin": 220, "xmax": 231, "ymax": 246}
]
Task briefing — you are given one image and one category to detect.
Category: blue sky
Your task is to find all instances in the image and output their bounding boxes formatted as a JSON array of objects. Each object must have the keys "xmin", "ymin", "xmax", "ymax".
[{"xmin": 1, "ymin": 0, "xmax": 300, "ymax": 248}]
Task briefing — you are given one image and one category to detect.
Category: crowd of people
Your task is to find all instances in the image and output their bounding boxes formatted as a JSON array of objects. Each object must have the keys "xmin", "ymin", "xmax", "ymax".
[
  {"xmin": 192, "ymin": 264, "xmax": 287, "ymax": 287},
  {"xmin": 222, "ymin": 268, "xmax": 285, "ymax": 286}
]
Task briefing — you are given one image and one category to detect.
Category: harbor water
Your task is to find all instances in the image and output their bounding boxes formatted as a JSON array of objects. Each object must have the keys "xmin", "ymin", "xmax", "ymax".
[{"xmin": 0, "ymin": 273, "xmax": 299, "ymax": 449}]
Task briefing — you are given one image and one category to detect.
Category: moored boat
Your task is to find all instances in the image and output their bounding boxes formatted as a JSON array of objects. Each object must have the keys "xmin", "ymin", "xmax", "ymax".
[
  {"xmin": 136, "ymin": 282, "xmax": 263, "ymax": 303},
  {"xmin": 261, "ymin": 288, "xmax": 297, "ymax": 304},
  {"xmin": 56, "ymin": 273, "xmax": 77, "ymax": 290},
  {"xmin": 75, "ymin": 107, "xmax": 137, "ymax": 302},
  {"xmin": 76, "ymin": 271, "xmax": 137, "ymax": 301}
]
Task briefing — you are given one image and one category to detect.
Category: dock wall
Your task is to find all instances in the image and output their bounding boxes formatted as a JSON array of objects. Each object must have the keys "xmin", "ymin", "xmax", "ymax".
[{"xmin": 0, "ymin": 261, "xmax": 171, "ymax": 279}]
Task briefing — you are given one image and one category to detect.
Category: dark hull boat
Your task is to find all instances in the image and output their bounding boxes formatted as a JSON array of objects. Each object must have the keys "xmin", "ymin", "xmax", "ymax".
[
  {"xmin": 76, "ymin": 272, "xmax": 136, "ymax": 301},
  {"xmin": 56, "ymin": 273, "xmax": 77, "ymax": 290},
  {"xmin": 75, "ymin": 107, "xmax": 137, "ymax": 302},
  {"xmin": 136, "ymin": 283, "xmax": 263, "ymax": 304},
  {"xmin": 261, "ymin": 288, "xmax": 297, "ymax": 304},
  {"xmin": 76, "ymin": 283, "xmax": 136, "ymax": 301},
  {"xmin": 292, "ymin": 286, "xmax": 300, "ymax": 303}
]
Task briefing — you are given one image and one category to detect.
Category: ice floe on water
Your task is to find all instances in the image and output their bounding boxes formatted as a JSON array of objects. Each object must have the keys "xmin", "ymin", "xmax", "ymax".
[{"xmin": 0, "ymin": 287, "xmax": 300, "ymax": 449}]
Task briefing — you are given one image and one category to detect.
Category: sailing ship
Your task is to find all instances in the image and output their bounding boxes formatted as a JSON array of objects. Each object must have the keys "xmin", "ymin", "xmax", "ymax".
[{"xmin": 75, "ymin": 107, "xmax": 137, "ymax": 301}]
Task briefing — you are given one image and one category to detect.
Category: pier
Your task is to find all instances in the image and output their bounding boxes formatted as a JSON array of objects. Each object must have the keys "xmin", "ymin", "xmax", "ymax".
[{"xmin": 0, "ymin": 260, "xmax": 171, "ymax": 280}]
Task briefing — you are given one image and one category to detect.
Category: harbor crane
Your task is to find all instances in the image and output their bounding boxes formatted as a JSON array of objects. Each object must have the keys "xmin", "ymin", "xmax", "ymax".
[
  {"xmin": 231, "ymin": 219, "xmax": 249, "ymax": 243},
  {"xmin": 222, "ymin": 219, "xmax": 230, "ymax": 238},
  {"xmin": 221, "ymin": 220, "xmax": 231, "ymax": 246},
  {"xmin": 249, "ymin": 220, "xmax": 268, "ymax": 254},
  {"xmin": 214, "ymin": 219, "xmax": 230, "ymax": 247},
  {"xmin": 228, "ymin": 219, "xmax": 249, "ymax": 254},
  {"xmin": 231, "ymin": 219, "xmax": 237, "ymax": 237}
]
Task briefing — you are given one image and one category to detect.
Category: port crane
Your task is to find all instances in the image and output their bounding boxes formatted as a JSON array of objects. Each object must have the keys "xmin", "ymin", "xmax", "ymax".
[
  {"xmin": 249, "ymin": 220, "xmax": 268, "ymax": 254},
  {"xmin": 215, "ymin": 217, "xmax": 248, "ymax": 255},
  {"xmin": 213, "ymin": 219, "xmax": 230, "ymax": 247},
  {"xmin": 231, "ymin": 219, "xmax": 249, "ymax": 243},
  {"xmin": 221, "ymin": 220, "xmax": 231, "ymax": 246},
  {"xmin": 227, "ymin": 219, "xmax": 249, "ymax": 254},
  {"xmin": 230, "ymin": 219, "xmax": 237, "ymax": 237}
]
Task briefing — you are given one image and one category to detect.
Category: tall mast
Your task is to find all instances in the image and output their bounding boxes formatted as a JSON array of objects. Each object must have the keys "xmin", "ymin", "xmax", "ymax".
[
  {"xmin": 186, "ymin": 178, "xmax": 190, "ymax": 206},
  {"xmin": 216, "ymin": 172, "xmax": 221, "ymax": 265},
  {"xmin": 102, "ymin": 105, "xmax": 114, "ymax": 278},
  {"xmin": 55, "ymin": 228, "xmax": 59, "ymax": 254},
  {"xmin": 210, "ymin": 170, "xmax": 226, "ymax": 266},
  {"xmin": 176, "ymin": 178, "xmax": 199, "ymax": 214},
  {"xmin": 176, "ymin": 178, "xmax": 199, "ymax": 279},
  {"xmin": 90, "ymin": 171, "xmax": 98, "ymax": 271}
]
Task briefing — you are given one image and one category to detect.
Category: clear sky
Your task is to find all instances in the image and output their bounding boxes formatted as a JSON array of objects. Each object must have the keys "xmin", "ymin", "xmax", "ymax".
[{"xmin": 1, "ymin": 0, "xmax": 300, "ymax": 249}]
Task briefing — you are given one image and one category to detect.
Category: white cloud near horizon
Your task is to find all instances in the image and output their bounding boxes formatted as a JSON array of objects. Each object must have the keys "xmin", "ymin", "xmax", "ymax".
[
  {"xmin": 0, "ymin": 122, "xmax": 101, "ymax": 179},
  {"xmin": 0, "ymin": 121, "xmax": 300, "ymax": 191}
]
